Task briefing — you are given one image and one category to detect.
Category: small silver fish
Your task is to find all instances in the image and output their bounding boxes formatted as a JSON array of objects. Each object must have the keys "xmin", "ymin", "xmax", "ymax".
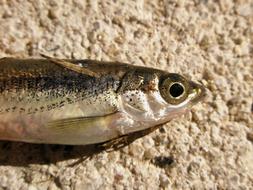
[{"xmin": 0, "ymin": 56, "xmax": 205, "ymax": 146}]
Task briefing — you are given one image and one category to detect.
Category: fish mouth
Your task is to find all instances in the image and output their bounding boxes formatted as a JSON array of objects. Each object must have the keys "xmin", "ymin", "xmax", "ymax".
[{"xmin": 189, "ymin": 81, "xmax": 206, "ymax": 105}]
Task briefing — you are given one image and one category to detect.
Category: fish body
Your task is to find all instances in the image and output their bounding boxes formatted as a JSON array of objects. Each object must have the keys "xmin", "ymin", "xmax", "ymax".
[{"xmin": 0, "ymin": 57, "xmax": 205, "ymax": 145}]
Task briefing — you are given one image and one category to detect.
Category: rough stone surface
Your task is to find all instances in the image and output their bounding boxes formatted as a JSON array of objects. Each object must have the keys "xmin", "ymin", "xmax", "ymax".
[{"xmin": 0, "ymin": 0, "xmax": 252, "ymax": 189}]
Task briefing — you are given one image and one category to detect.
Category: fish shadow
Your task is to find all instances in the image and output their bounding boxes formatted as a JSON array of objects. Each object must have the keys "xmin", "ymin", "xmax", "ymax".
[
  {"xmin": 0, "ymin": 125, "xmax": 164, "ymax": 166},
  {"xmin": 0, "ymin": 141, "xmax": 105, "ymax": 166}
]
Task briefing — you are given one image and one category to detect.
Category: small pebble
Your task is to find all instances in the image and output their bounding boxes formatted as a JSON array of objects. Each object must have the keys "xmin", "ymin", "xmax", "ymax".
[{"xmin": 152, "ymin": 156, "xmax": 174, "ymax": 168}]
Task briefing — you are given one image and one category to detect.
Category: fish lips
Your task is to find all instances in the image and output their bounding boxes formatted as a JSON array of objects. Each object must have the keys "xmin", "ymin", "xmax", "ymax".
[{"xmin": 188, "ymin": 81, "xmax": 207, "ymax": 106}]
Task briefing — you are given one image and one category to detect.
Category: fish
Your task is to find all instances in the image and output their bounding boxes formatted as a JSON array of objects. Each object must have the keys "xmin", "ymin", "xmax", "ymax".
[{"xmin": 0, "ymin": 55, "xmax": 206, "ymax": 146}]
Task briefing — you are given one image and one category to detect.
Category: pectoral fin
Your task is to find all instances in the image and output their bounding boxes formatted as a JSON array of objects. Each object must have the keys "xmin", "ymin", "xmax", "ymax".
[
  {"xmin": 44, "ymin": 113, "xmax": 119, "ymax": 145},
  {"xmin": 47, "ymin": 116, "xmax": 107, "ymax": 134},
  {"xmin": 40, "ymin": 54, "xmax": 100, "ymax": 78}
]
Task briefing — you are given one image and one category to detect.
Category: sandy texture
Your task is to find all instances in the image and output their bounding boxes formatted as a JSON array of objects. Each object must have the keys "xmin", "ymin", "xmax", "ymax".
[{"xmin": 0, "ymin": 0, "xmax": 252, "ymax": 189}]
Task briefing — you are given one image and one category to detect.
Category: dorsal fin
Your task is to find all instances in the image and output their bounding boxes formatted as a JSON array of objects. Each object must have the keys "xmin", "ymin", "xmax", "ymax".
[{"xmin": 40, "ymin": 54, "xmax": 100, "ymax": 78}]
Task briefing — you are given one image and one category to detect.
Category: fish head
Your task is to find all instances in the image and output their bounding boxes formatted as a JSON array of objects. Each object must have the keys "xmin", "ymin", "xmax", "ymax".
[{"xmin": 120, "ymin": 70, "xmax": 206, "ymax": 127}]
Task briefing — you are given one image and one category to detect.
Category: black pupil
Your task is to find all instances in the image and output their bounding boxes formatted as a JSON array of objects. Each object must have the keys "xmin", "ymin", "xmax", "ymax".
[{"xmin": 169, "ymin": 83, "xmax": 184, "ymax": 98}]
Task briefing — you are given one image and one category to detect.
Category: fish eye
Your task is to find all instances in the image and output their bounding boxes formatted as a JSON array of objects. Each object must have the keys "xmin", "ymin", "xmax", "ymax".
[
  {"xmin": 159, "ymin": 74, "xmax": 189, "ymax": 105},
  {"xmin": 169, "ymin": 82, "xmax": 185, "ymax": 99}
]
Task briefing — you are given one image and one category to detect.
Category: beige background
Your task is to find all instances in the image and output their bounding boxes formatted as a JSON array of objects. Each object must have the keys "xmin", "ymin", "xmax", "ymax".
[{"xmin": 0, "ymin": 0, "xmax": 253, "ymax": 189}]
